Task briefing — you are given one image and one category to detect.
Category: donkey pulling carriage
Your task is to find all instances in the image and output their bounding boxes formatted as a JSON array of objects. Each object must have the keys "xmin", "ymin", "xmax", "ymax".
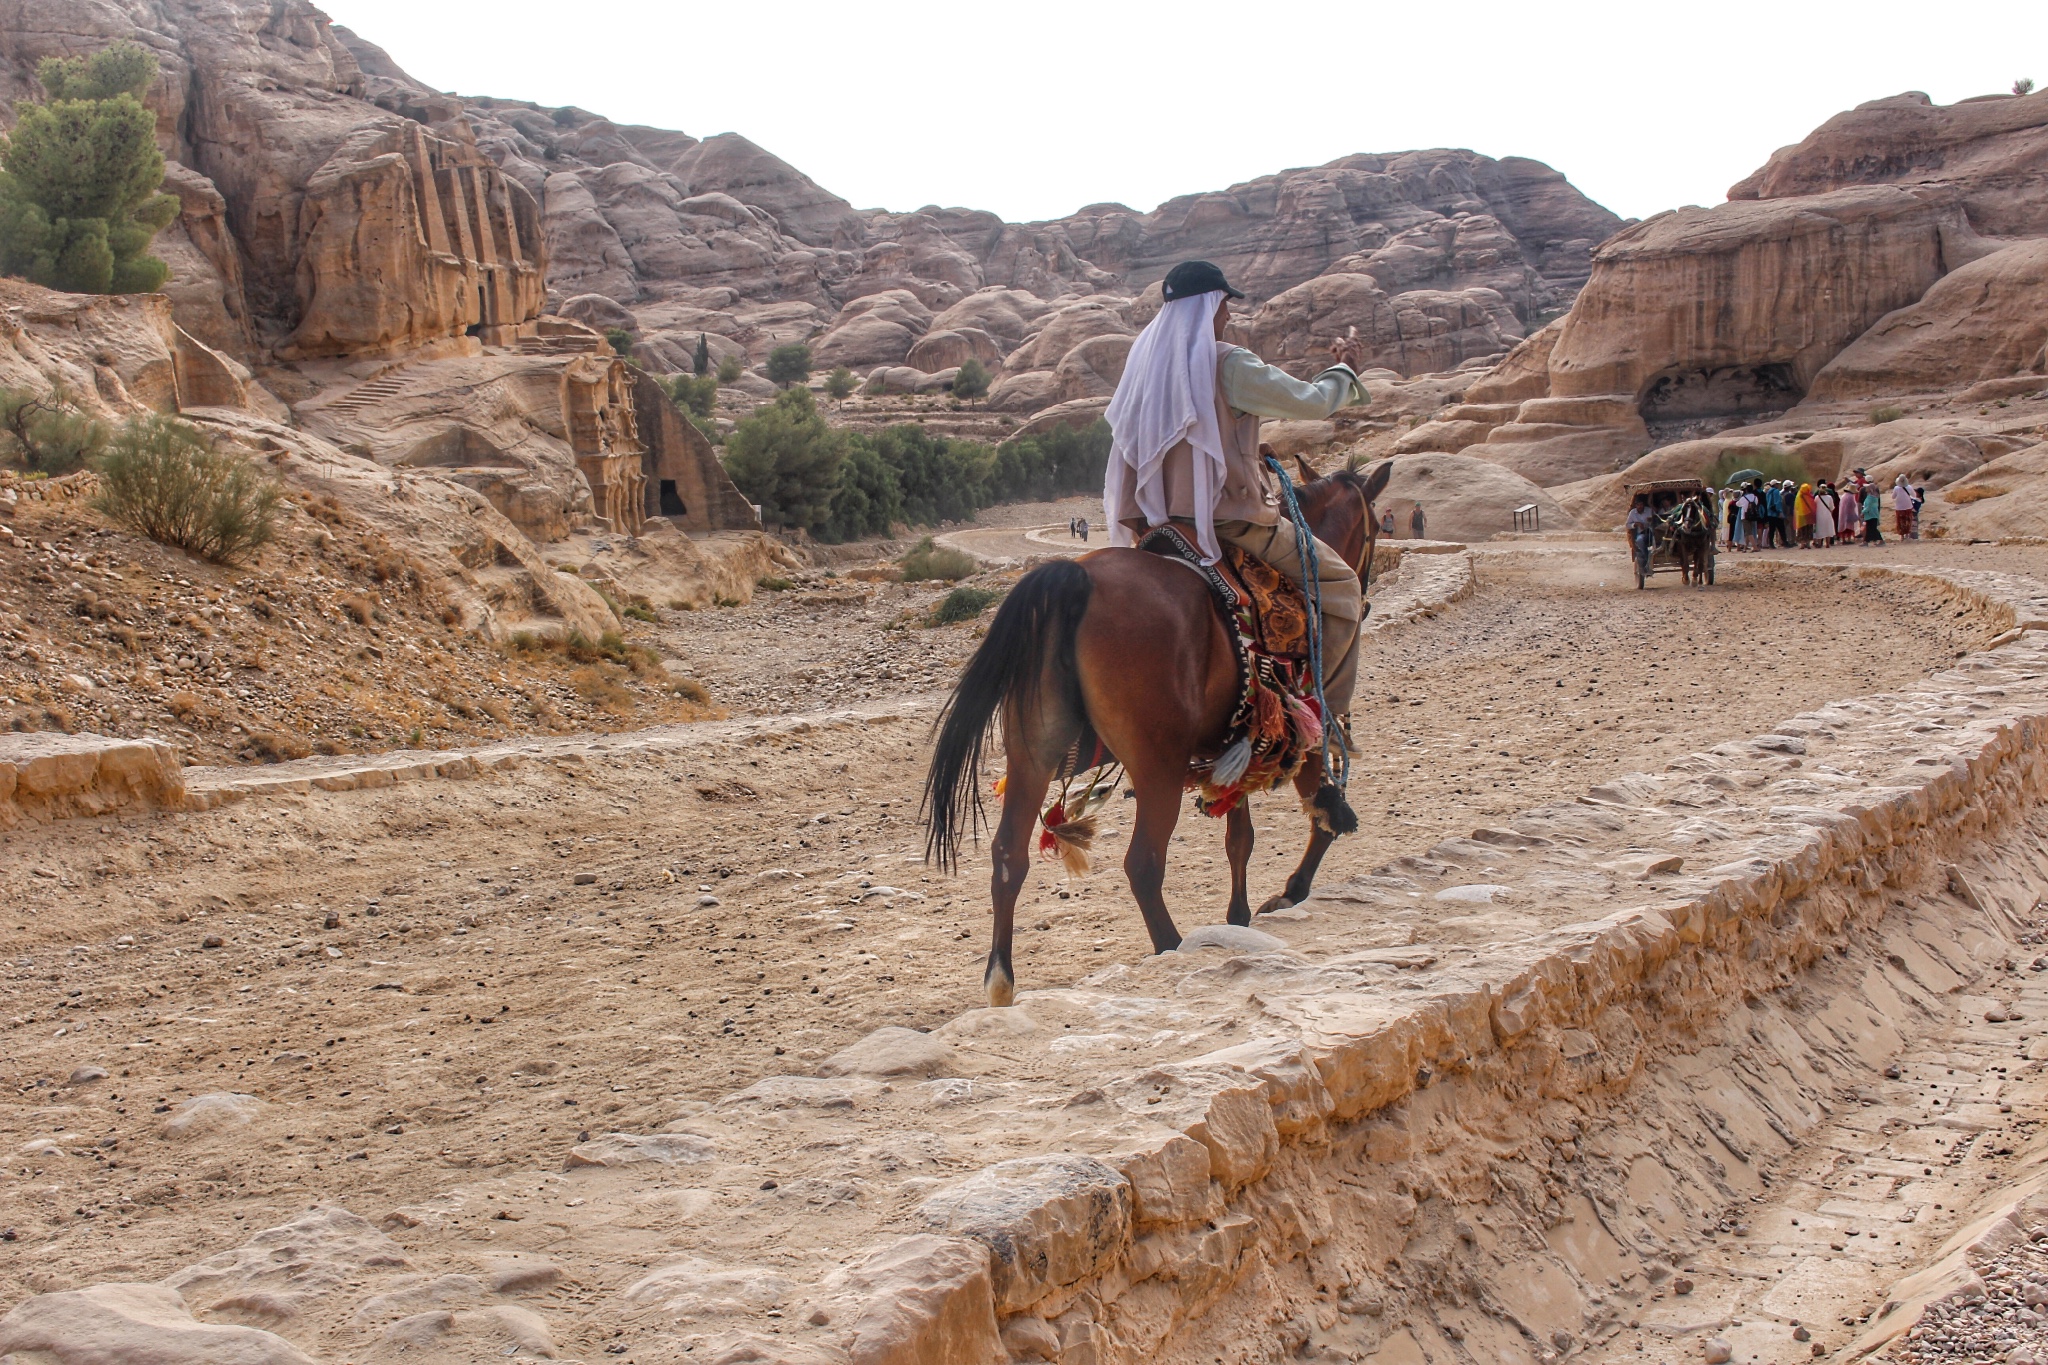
[{"xmin": 1626, "ymin": 477, "xmax": 1717, "ymax": 589}]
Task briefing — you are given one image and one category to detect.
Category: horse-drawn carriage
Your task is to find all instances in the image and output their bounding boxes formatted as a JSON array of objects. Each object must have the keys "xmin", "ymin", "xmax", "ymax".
[{"xmin": 1626, "ymin": 477, "xmax": 1717, "ymax": 589}]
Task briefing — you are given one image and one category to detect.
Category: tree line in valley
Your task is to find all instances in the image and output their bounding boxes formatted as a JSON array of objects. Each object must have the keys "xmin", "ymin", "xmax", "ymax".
[{"xmin": 714, "ymin": 387, "xmax": 1110, "ymax": 543}]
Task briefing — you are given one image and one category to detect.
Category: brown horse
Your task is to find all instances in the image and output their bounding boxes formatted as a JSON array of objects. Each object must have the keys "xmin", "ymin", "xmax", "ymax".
[{"xmin": 923, "ymin": 458, "xmax": 1391, "ymax": 1005}]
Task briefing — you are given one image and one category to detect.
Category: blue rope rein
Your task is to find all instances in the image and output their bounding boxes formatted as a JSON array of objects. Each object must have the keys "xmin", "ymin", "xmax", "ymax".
[{"xmin": 1264, "ymin": 455, "xmax": 1349, "ymax": 794}]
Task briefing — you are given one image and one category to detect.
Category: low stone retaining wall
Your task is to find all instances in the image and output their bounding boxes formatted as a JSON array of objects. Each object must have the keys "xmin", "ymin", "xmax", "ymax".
[{"xmin": 0, "ymin": 732, "xmax": 183, "ymax": 828}]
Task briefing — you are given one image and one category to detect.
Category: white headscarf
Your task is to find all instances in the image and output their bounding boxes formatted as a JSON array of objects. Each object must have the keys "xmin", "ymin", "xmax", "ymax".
[{"xmin": 1104, "ymin": 291, "xmax": 1228, "ymax": 561}]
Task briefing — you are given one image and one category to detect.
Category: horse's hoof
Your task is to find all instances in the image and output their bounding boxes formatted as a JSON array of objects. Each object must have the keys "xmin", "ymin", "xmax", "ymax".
[
  {"xmin": 1256, "ymin": 895, "xmax": 1297, "ymax": 915},
  {"xmin": 984, "ymin": 960, "xmax": 1015, "ymax": 1009},
  {"xmin": 1227, "ymin": 906, "xmax": 1251, "ymax": 928}
]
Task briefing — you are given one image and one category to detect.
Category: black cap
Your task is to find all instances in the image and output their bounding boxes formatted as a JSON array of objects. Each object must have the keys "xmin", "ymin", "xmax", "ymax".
[{"xmin": 1161, "ymin": 260, "xmax": 1244, "ymax": 302}]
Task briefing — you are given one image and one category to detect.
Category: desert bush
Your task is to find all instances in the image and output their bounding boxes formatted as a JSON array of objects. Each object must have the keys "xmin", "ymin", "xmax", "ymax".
[
  {"xmin": 0, "ymin": 42, "xmax": 176, "ymax": 294},
  {"xmin": 621, "ymin": 602, "xmax": 656, "ymax": 622},
  {"xmin": 1699, "ymin": 445, "xmax": 1812, "ymax": 489},
  {"xmin": 673, "ymin": 677, "xmax": 712, "ymax": 705},
  {"xmin": 990, "ymin": 418, "xmax": 1111, "ymax": 503},
  {"xmin": 0, "ymin": 384, "xmax": 106, "ymax": 473},
  {"xmin": 1870, "ymin": 405, "xmax": 1905, "ymax": 424},
  {"xmin": 900, "ymin": 536, "xmax": 978, "ymax": 582},
  {"xmin": 824, "ymin": 366, "xmax": 856, "ymax": 399},
  {"xmin": 952, "ymin": 357, "xmax": 991, "ymax": 399},
  {"xmin": 668, "ymin": 372, "xmax": 718, "ymax": 418},
  {"xmin": 928, "ymin": 585, "xmax": 1001, "ymax": 625},
  {"xmin": 693, "ymin": 332, "xmax": 711, "ymax": 376},
  {"xmin": 765, "ymin": 342, "xmax": 812, "ymax": 388},
  {"xmin": 603, "ymin": 327, "xmax": 633, "ymax": 357},
  {"xmin": 2018, "ymin": 78, "xmax": 2036, "ymax": 96},
  {"xmin": 94, "ymin": 415, "xmax": 279, "ymax": 564},
  {"xmin": 570, "ymin": 664, "xmax": 634, "ymax": 714},
  {"xmin": 716, "ymin": 353, "xmax": 745, "ymax": 384},
  {"xmin": 757, "ymin": 575, "xmax": 793, "ymax": 591},
  {"xmin": 722, "ymin": 385, "xmax": 847, "ymax": 531},
  {"xmin": 863, "ymin": 371, "xmax": 887, "ymax": 395},
  {"xmin": 1947, "ymin": 484, "xmax": 2007, "ymax": 505}
]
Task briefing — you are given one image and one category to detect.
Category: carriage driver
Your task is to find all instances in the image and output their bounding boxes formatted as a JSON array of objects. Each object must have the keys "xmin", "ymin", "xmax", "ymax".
[{"xmin": 1104, "ymin": 260, "xmax": 1370, "ymax": 746}]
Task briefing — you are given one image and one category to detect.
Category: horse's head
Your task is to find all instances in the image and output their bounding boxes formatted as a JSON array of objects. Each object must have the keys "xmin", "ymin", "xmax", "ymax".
[{"xmin": 1287, "ymin": 453, "xmax": 1392, "ymax": 580}]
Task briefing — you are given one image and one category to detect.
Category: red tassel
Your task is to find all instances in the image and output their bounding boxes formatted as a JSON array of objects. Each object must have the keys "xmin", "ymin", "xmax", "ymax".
[{"xmin": 1038, "ymin": 827, "xmax": 1059, "ymax": 856}]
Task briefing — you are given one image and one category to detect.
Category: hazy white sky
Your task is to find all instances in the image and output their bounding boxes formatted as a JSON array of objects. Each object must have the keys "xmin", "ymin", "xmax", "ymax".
[{"xmin": 319, "ymin": 0, "xmax": 2046, "ymax": 225}]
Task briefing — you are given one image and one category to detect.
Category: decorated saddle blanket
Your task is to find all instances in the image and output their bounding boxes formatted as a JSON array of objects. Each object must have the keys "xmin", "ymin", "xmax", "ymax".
[
  {"xmin": 1135, "ymin": 524, "xmax": 1311, "ymax": 659},
  {"xmin": 1136, "ymin": 524, "xmax": 1323, "ymax": 817}
]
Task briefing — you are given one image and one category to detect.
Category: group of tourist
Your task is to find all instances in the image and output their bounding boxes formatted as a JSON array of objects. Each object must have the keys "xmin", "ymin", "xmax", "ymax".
[
  {"xmin": 1723, "ymin": 469, "xmax": 1925, "ymax": 551},
  {"xmin": 1066, "ymin": 516, "xmax": 1091, "ymax": 541}
]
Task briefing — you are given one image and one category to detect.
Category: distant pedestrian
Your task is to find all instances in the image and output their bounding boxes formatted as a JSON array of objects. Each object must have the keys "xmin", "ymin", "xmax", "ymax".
[
  {"xmin": 1891, "ymin": 476, "xmax": 1916, "ymax": 538},
  {"xmin": 1795, "ymin": 482, "xmax": 1816, "ymax": 546},
  {"xmin": 1814, "ymin": 483, "xmax": 1837, "ymax": 548},
  {"xmin": 1912, "ymin": 485, "xmax": 1926, "ymax": 538},
  {"xmin": 1078, "ymin": 517, "xmax": 1089, "ymax": 543},
  {"xmin": 1409, "ymin": 504, "xmax": 1426, "ymax": 540},
  {"xmin": 1861, "ymin": 483, "xmax": 1883, "ymax": 543},
  {"xmin": 1836, "ymin": 480, "xmax": 1860, "ymax": 542},
  {"xmin": 1381, "ymin": 509, "xmax": 1396, "ymax": 538}
]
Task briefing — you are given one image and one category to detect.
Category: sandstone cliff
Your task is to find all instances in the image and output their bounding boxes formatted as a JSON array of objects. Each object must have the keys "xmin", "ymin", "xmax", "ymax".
[
  {"xmin": 1421, "ymin": 88, "xmax": 2048, "ymax": 500},
  {"xmin": 315, "ymin": 29, "xmax": 1620, "ymax": 410}
]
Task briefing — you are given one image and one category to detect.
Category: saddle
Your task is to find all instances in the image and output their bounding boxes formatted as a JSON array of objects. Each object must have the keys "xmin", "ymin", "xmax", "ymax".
[{"xmin": 1137, "ymin": 524, "xmax": 1323, "ymax": 816}]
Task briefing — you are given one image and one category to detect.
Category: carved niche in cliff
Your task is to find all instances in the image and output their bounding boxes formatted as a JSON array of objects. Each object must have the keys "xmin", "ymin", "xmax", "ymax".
[
  {"xmin": 561, "ymin": 355, "xmax": 647, "ymax": 536},
  {"xmin": 280, "ymin": 119, "xmax": 546, "ymax": 360}
]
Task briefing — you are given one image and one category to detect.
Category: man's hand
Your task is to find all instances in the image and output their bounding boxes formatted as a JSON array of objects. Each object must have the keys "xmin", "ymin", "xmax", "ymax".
[{"xmin": 1329, "ymin": 326, "xmax": 1364, "ymax": 371}]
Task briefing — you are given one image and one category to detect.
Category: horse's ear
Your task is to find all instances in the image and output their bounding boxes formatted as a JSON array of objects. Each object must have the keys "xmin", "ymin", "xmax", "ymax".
[
  {"xmin": 1295, "ymin": 455, "xmax": 1319, "ymax": 484},
  {"xmin": 1361, "ymin": 459, "xmax": 1393, "ymax": 503}
]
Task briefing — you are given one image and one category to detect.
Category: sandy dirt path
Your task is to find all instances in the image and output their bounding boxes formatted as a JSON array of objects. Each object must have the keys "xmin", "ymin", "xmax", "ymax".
[{"xmin": 0, "ymin": 546, "xmax": 2005, "ymax": 1312}]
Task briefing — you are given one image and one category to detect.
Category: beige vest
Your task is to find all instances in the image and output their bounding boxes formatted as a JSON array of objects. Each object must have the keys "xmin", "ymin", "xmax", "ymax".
[{"xmin": 1115, "ymin": 359, "xmax": 1277, "ymax": 533}]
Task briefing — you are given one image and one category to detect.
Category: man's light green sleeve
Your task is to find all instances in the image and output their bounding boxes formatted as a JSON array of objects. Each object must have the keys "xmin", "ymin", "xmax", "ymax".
[{"xmin": 1218, "ymin": 347, "xmax": 1368, "ymax": 420}]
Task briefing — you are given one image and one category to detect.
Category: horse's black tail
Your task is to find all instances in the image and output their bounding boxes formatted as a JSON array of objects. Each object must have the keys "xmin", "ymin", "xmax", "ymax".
[{"xmin": 922, "ymin": 558, "xmax": 1093, "ymax": 873}]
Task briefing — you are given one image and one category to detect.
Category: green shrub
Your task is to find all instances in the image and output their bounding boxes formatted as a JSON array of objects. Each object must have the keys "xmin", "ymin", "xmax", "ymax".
[
  {"xmin": 928, "ymin": 585, "xmax": 1000, "ymax": 625},
  {"xmin": 757, "ymin": 575, "xmax": 793, "ymax": 591},
  {"xmin": 863, "ymin": 371, "xmax": 887, "ymax": 395},
  {"xmin": 622, "ymin": 602, "xmax": 657, "ymax": 622},
  {"xmin": 989, "ymin": 418, "xmax": 1111, "ymax": 503},
  {"xmin": 820, "ymin": 440, "xmax": 905, "ymax": 541},
  {"xmin": 1870, "ymin": 405, "xmax": 1905, "ymax": 424},
  {"xmin": 721, "ymin": 386, "xmax": 847, "ymax": 531},
  {"xmin": 603, "ymin": 327, "xmax": 633, "ymax": 357},
  {"xmin": 94, "ymin": 415, "xmax": 279, "ymax": 564},
  {"xmin": 952, "ymin": 357, "xmax": 991, "ymax": 399},
  {"xmin": 0, "ymin": 385, "xmax": 105, "ymax": 473},
  {"xmin": 668, "ymin": 372, "xmax": 718, "ymax": 417},
  {"xmin": 824, "ymin": 366, "xmax": 856, "ymax": 399},
  {"xmin": 900, "ymin": 536, "xmax": 978, "ymax": 582},
  {"xmin": 716, "ymin": 353, "xmax": 744, "ymax": 384},
  {"xmin": 1699, "ymin": 445, "xmax": 1812, "ymax": 489},
  {"xmin": 765, "ymin": 342, "xmax": 812, "ymax": 388},
  {"xmin": 693, "ymin": 332, "xmax": 711, "ymax": 376},
  {"xmin": 2018, "ymin": 78, "xmax": 2036, "ymax": 96},
  {"xmin": 0, "ymin": 42, "xmax": 177, "ymax": 295}
]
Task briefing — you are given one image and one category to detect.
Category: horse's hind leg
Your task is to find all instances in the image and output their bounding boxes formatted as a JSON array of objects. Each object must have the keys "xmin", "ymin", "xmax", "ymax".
[
  {"xmin": 986, "ymin": 732, "xmax": 1056, "ymax": 1008},
  {"xmin": 1225, "ymin": 802, "xmax": 1254, "ymax": 927},
  {"xmin": 1122, "ymin": 761, "xmax": 1186, "ymax": 953}
]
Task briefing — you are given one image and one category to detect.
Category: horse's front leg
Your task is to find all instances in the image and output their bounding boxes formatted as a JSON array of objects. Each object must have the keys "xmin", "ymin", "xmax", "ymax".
[
  {"xmin": 1225, "ymin": 802, "xmax": 1254, "ymax": 926},
  {"xmin": 1258, "ymin": 754, "xmax": 1339, "ymax": 914}
]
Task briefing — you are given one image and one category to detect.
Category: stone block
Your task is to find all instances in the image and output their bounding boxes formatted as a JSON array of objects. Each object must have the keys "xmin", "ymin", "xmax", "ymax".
[
  {"xmin": 1114, "ymin": 1131, "xmax": 1221, "ymax": 1228},
  {"xmin": 832, "ymin": 1235, "xmax": 1002, "ymax": 1365},
  {"xmin": 0, "ymin": 1283, "xmax": 317, "ymax": 1365},
  {"xmin": 819, "ymin": 1026, "xmax": 957, "ymax": 1079},
  {"xmin": 922, "ymin": 1156, "xmax": 1132, "ymax": 1312}
]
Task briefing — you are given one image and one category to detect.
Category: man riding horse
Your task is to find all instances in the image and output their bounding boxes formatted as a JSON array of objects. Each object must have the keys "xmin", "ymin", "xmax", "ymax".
[{"xmin": 1105, "ymin": 259, "xmax": 1371, "ymax": 749}]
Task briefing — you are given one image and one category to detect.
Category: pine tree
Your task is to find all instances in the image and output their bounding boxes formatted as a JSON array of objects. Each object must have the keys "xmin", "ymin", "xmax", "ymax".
[
  {"xmin": 0, "ymin": 42, "xmax": 177, "ymax": 295},
  {"xmin": 693, "ymin": 332, "xmax": 710, "ymax": 376}
]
